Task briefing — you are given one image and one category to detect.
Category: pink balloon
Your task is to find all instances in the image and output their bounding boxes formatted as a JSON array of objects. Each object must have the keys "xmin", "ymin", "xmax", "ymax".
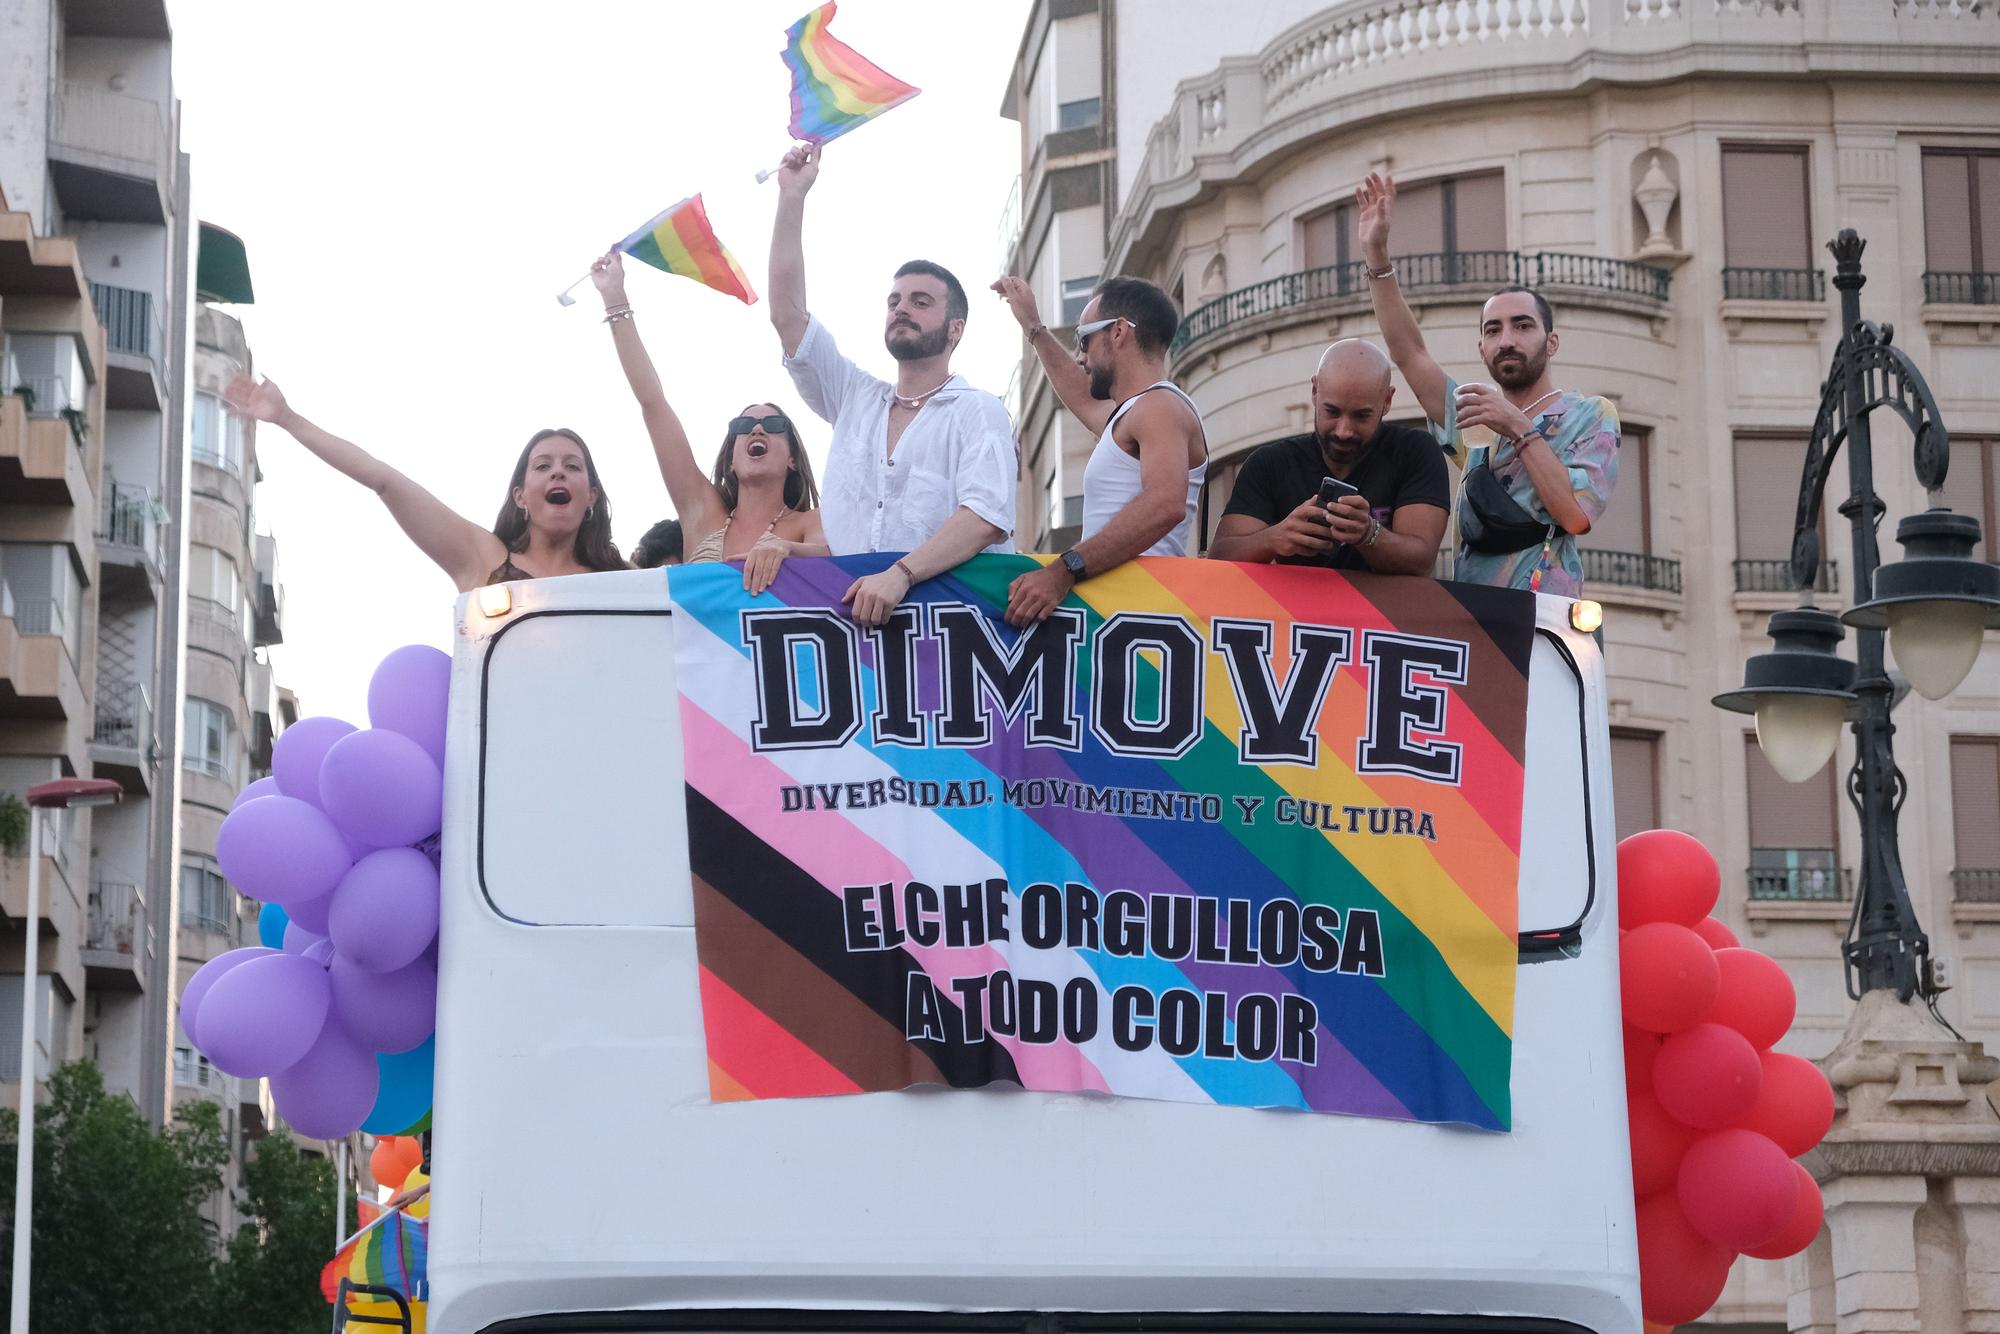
[
  {"xmin": 269, "ymin": 1019, "xmax": 380, "ymax": 1140},
  {"xmin": 1743, "ymin": 1163, "xmax": 1825, "ymax": 1260},
  {"xmin": 1655, "ymin": 1022, "xmax": 1764, "ymax": 1130},
  {"xmin": 1677, "ymin": 1129, "xmax": 1800, "ymax": 1251},
  {"xmin": 1622, "ymin": 923, "xmax": 1721, "ymax": 1034},
  {"xmin": 1740, "ymin": 1050, "xmax": 1836, "ymax": 1157}
]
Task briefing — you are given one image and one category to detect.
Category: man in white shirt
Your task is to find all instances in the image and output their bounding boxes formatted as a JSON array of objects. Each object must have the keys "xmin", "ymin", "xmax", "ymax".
[{"xmin": 769, "ymin": 143, "xmax": 1017, "ymax": 627}]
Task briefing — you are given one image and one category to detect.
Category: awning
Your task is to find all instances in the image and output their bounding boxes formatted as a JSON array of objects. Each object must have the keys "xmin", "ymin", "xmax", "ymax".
[{"xmin": 195, "ymin": 222, "xmax": 255, "ymax": 304}]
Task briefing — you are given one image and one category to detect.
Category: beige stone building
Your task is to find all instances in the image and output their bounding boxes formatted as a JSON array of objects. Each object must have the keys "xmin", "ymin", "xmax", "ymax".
[{"xmin": 1005, "ymin": 1, "xmax": 2000, "ymax": 1326}]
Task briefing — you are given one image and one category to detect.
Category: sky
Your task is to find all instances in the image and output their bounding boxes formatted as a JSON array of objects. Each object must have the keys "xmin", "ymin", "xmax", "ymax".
[{"xmin": 168, "ymin": 1, "xmax": 1032, "ymax": 722}]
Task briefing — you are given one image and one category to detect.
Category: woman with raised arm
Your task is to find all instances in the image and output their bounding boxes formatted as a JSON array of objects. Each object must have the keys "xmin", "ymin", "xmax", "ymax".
[
  {"xmin": 591, "ymin": 251, "xmax": 828, "ymax": 595},
  {"xmin": 223, "ymin": 376, "xmax": 628, "ymax": 592}
]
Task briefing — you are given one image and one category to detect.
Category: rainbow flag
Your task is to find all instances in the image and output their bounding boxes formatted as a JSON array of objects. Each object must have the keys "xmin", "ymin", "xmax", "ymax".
[
  {"xmin": 617, "ymin": 196, "xmax": 757, "ymax": 305},
  {"xmin": 668, "ymin": 555, "xmax": 1535, "ymax": 1130},
  {"xmin": 780, "ymin": 2, "xmax": 921, "ymax": 146},
  {"xmin": 321, "ymin": 1208, "xmax": 427, "ymax": 1303}
]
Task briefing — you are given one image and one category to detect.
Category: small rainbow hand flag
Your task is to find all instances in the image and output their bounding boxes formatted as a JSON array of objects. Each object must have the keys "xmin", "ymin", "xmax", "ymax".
[
  {"xmin": 320, "ymin": 1208, "xmax": 428, "ymax": 1303},
  {"xmin": 781, "ymin": 2, "xmax": 921, "ymax": 147},
  {"xmin": 618, "ymin": 195, "xmax": 758, "ymax": 306}
]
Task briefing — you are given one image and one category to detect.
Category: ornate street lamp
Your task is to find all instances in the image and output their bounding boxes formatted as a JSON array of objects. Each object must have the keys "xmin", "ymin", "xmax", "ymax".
[{"xmin": 1713, "ymin": 230, "xmax": 1997, "ymax": 1004}]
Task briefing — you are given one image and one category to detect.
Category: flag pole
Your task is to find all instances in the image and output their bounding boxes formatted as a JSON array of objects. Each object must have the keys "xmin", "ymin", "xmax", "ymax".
[{"xmin": 554, "ymin": 269, "xmax": 595, "ymax": 307}]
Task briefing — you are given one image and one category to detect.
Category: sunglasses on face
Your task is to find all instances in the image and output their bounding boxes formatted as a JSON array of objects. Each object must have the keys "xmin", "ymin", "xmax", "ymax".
[
  {"xmin": 1073, "ymin": 315, "xmax": 1131, "ymax": 354},
  {"xmin": 729, "ymin": 414, "xmax": 791, "ymax": 437}
]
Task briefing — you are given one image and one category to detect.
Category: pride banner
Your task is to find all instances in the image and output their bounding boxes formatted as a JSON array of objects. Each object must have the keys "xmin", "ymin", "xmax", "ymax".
[{"xmin": 669, "ymin": 555, "xmax": 1535, "ymax": 1130}]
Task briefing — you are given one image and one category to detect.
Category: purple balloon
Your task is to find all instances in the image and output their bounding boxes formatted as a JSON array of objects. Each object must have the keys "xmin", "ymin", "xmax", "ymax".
[
  {"xmin": 215, "ymin": 795, "xmax": 355, "ymax": 906},
  {"xmin": 283, "ymin": 921, "xmax": 328, "ymax": 956},
  {"xmin": 330, "ymin": 953, "xmax": 437, "ymax": 1054},
  {"xmin": 327, "ymin": 848, "xmax": 441, "ymax": 974},
  {"xmin": 368, "ymin": 645, "xmax": 451, "ymax": 769},
  {"xmin": 272, "ymin": 716, "xmax": 357, "ymax": 804},
  {"xmin": 318, "ymin": 729, "xmax": 442, "ymax": 849},
  {"xmin": 231, "ymin": 776, "xmax": 281, "ymax": 809},
  {"xmin": 269, "ymin": 1019, "xmax": 379, "ymax": 1140},
  {"xmin": 285, "ymin": 886, "xmax": 332, "ymax": 936},
  {"xmin": 196, "ymin": 952, "xmax": 333, "ymax": 1078},
  {"xmin": 180, "ymin": 947, "xmax": 276, "ymax": 1050}
]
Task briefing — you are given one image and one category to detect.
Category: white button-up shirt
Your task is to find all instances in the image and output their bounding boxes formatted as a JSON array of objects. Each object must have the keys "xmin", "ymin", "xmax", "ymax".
[{"xmin": 782, "ymin": 315, "xmax": 1017, "ymax": 556}]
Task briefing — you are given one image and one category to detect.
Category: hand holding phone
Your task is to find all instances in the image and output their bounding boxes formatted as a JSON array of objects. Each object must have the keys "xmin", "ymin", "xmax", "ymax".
[{"xmin": 1318, "ymin": 475, "xmax": 1360, "ymax": 508}]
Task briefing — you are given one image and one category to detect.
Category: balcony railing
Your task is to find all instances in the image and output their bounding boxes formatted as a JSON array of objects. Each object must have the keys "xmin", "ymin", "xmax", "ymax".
[
  {"xmin": 89, "ymin": 283, "xmax": 160, "ymax": 362},
  {"xmin": 190, "ymin": 594, "xmax": 237, "ymax": 635},
  {"xmin": 1173, "ymin": 250, "xmax": 1672, "ymax": 352},
  {"xmin": 1748, "ymin": 864, "xmax": 1852, "ymax": 902},
  {"xmin": 1580, "ymin": 549, "xmax": 1682, "ymax": 593},
  {"xmin": 1723, "ymin": 267, "xmax": 1827, "ymax": 302},
  {"xmin": 92, "ymin": 676, "xmax": 151, "ymax": 751},
  {"xmin": 173, "ymin": 1047, "xmax": 221, "ymax": 1091},
  {"xmin": 85, "ymin": 879, "xmax": 144, "ymax": 956},
  {"xmin": 13, "ymin": 597, "xmax": 66, "ymax": 639},
  {"xmin": 1953, "ymin": 868, "xmax": 2000, "ymax": 903},
  {"xmin": 51, "ymin": 82, "xmax": 168, "ymax": 178},
  {"xmin": 1922, "ymin": 272, "xmax": 2000, "ymax": 305},
  {"xmin": 98, "ymin": 481, "xmax": 164, "ymax": 563},
  {"xmin": 1734, "ymin": 558, "xmax": 1838, "ymax": 594}
]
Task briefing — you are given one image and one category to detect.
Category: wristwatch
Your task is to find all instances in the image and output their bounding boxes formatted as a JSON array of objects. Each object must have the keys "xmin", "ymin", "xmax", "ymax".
[{"xmin": 1059, "ymin": 549, "xmax": 1088, "ymax": 580}]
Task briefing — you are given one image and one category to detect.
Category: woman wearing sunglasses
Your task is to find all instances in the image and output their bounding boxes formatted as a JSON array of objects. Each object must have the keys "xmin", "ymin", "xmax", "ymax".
[{"xmin": 593, "ymin": 252, "xmax": 828, "ymax": 594}]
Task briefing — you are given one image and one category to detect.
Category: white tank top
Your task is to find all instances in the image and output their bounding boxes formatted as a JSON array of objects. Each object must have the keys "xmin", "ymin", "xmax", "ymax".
[{"xmin": 1079, "ymin": 381, "xmax": 1209, "ymax": 557}]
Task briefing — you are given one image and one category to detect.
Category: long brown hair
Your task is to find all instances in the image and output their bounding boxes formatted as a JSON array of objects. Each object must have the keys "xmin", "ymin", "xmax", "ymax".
[
  {"xmin": 712, "ymin": 405, "xmax": 820, "ymax": 514},
  {"xmin": 491, "ymin": 428, "xmax": 626, "ymax": 571}
]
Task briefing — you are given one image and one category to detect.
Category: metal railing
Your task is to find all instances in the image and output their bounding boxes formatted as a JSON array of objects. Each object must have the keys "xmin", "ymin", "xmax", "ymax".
[
  {"xmin": 1748, "ymin": 863, "xmax": 1852, "ymax": 902},
  {"xmin": 98, "ymin": 481, "xmax": 163, "ymax": 560},
  {"xmin": 1734, "ymin": 558, "xmax": 1838, "ymax": 593},
  {"xmin": 92, "ymin": 675, "xmax": 151, "ymax": 751},
  {"xmin": 190, "ymin": 441, "xmax": 241, "ymax": 476},
  {"xmin": 190, "ymin": 594, "xmax": 237, "ymax": 635},
  {"xmin": 1174, "ymin": 250, "xmax": 1672, "ymax": 352},
  {"xmin": 1723, "ymin": 267, "xmax": 1827, "ymax": 301},
  {"xmin": 1580, "ymin": 549, "xmax": 1682, "ymax": 593},
  {"xmin": 13, "ymin": 597, "xmax": 65, "ymax": 639},
  {"xmin": 1953, "ymin": 868, "xmax": 2000, "ymax": 903},
  {"xmin": 52, "ymin": 82, "xmax": 168, "ymax": 177},
  {"xmin": 85, "ymin": 879, "xmax": 143, "ymax": 955},
  {"xmin": 89, "ymin": 283, "xmax": 159, "ymax": 362},
  {"xmin": 173, "ymin": 1047, "xmax": 220, "ymax": 1091},
  {"xmin": 1922, "ymin": 272, "xmax": 2000, "ymax": 305}
]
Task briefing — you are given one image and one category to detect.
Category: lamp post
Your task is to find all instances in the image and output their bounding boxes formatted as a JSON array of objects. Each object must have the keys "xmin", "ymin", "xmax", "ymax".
[
  {"xmin": 10, "ymin": 777, "xmax": 122, "ymax": 1334},
  {"xmin": 1714, "ymin": 230, "xmax": 2000, "ymax": 1005}
]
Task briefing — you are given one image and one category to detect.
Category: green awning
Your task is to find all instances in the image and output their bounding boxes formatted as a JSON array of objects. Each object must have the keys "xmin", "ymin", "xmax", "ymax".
[{"xmin": 196, "ymin": 222, "xmax": 255, "ymax": 304}]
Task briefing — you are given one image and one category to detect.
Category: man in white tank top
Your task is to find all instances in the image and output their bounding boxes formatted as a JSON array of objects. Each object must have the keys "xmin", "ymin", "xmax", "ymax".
[{"xmin": 992, "ymin": 275, "xmax": 1208, "ymax": 627}]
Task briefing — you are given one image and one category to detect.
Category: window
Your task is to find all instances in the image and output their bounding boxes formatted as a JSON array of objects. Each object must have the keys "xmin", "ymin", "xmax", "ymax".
[
  {"xmin": 1950, "ymin": 738, "xmax": 2000, "ymax": 902},
  {"xmin": 1302, "ymin": 171, "xmax": 1503, "ymax": 277},
  {"xmin": 1060, "ymin": 276, "xmax": 1097, "ymax": 326},
  {"xmin": 191, "ymin": 392, "xmax": 244, "ymax": 474},
  {"xmin": 1732, "ymin": 435, "xmax": 1829, "ymax": 591},
  {"xmin": 0, "ymin": 542, "xmax": 82, "ymax": 653},
  {"xmin": 1611, "ymin": 730, "xmax": 1661, "ymax": 844},
  {"xmin": 188, "ymin": 544, "xmax": 239, "ymax": 606},
  {"xmin": 174, "ymin": 1045, "xmax": 218, "ymax": 1089},
  {"xmin": 1584, "ymin": 429, "xmax": 1651, "ymax": 556},
  {"xmin": 1057, "ymin": 98, "xmax": 1100, "ymax": 132},
  {"xmin": 1722, "ymin": 145, "xmax": 1818, "ymax": 298},
  {"xmin": 183, "ymin": 698, "xmax": 237, "ymax": 782},
  {"xmin": 1745, "ymin": 736, "xmax": 1843, "ymax": 900},
  {"xmin": 1939, "ymin": 437, "xmax": 1996, "ymax": 563},
  {"xmin": 1921, "ymin": 149, "xmax": 2000, "ymax": 300},
  {"xmin": 180, "ymin": 857, "xmax": 234, "ymax": 935}
]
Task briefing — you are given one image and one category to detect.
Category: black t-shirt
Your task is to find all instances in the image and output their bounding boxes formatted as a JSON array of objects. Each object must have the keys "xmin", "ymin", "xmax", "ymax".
[{"xmin": 1221, "ymin": 425, "xmax": 1451, "ymax": 569}]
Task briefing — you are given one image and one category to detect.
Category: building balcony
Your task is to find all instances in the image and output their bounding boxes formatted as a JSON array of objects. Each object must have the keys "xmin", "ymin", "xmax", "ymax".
[
  {"xmin": 95, "ymin": 482, "xmax": 164, "ymax": 602},
  {"xmin": 0, "ymin": 844, "xmax": 81, "ymax": 942},
  {"xmin": 1953, "ymin": 868, "xmax": 2000, "ymax": 904},
  {"xmin": 1922, "ymin": 272, "xmax": 2000, "ymax": 306},
  {"xmin": 90, "ymin": 675, "xmax": 153, "ymax": 795},
  {"xmin": 1580, "ymin": 549, "xmax": 1682, "ymax": 594},
  {"xmin": 1733, "ymin": 558, "xmax": 1841, "ymax": 615},
  {"xmin": 47, "ymin": 82, "xmax": 171, "ymax": 226},
  {"xmin": 252, "ymin": 533, "xmax": 283, "ymax": 648},
  {"xmin": 247, "ymin": 658, "xmax": 275, "ymax": 771},
  {"xmin": 187, "ymin": 595, "xmax": 245, "ymax": 671},
  {"xmin": 82, "ymin": 879, "xmax": 149, "ymax": 991},
  {"xmin": 0, "ymin": 385, "xmax": 92, "ymax": 510},
  {"xmin": 1172, "ymin": 250, "xmax": 1671, "ymax": 359},
  {"xmin": 1722, "ymin": 267, "xmax": 1826, "ymax": 303},
  {"xmin": 191, "ymin": 449, "xmax": 247, "ymax": 514},
  {"xmin": 0, "ymin": 583, "xmax": 87, "ymax": 723},
  {"xmin": 1749, "ymin": 863, "xmax": 1852, "ymax": 902},
  {"xmin": 89, "ymin": 283, "xmax": 164, "ymax": 412}
]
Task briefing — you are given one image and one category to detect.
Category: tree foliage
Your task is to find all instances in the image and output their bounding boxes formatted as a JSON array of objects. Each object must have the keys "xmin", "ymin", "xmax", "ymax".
[{"xmin": 220, "ymin": 1129, "xmax": 356, "ymax": 1334}]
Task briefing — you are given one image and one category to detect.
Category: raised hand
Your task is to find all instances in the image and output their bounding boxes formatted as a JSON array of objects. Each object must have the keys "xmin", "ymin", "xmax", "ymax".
[
  {"xmin": 223, "ymin": 372, "xmax": 289, "ymax": 424},
  {"xmin": 990, "ymin": 275, "xmax": 1046, "ymax": 333},
  {"xmin": 775, "ymin": 142, "xmax": 821, "ymax": 198},
  {"xmin": 591, "ymin": 250, "xmax": 629, "ymax": 305},
  {"xmin": 1355, "ymin": 172, "xmax": 1397, "ymax": 263}
]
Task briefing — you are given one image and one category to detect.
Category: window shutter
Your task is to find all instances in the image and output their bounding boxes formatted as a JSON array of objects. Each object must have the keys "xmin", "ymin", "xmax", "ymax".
[
  {"xmin": 1950, "ymin": 738, "xmax": 2000, "ymax": 869},
  {"xmin": 1391, "ymin": 180, "xmax": 1447, "ymax": 258},
  {"xmin": 1302, "ymin": 207, "xmax": 1348, "ymax": 271},
  {"xmin": 1611, "ymin": 731, "xmax": 1661, "ymax": 843},
  {"xmin": 1923, "ymin": 152, "xmax": 1975, "ymax": 273},
  {"xmin": 1451, "ymin": 171, "xmax": 1508, "ymax": 253},
  {"xmin": 1734, "ymin": 437, "xmax": 1807, "ymax": 561},
  {"xmin": 1745, "ymin": 736, "xmax": 1838, "ymax": 848},
  {"xmin": 1980, "ymin": 156, "xmax": 2000, "ymax": 274},
  {"xmin": 1585, "ymin": 430, "xmax": 1650, "ymax": 555},
  {"xmin": 1722, "ymin": 147, "xmax": 1812, "ymax": 269}
]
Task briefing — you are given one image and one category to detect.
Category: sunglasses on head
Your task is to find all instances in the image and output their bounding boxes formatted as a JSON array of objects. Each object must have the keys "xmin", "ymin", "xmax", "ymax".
[
  {"xmin": 1073, "ymin": 315, "xmax": 1131, "ymax": 353},
  {"xmin": 729, "ymin": 414, "xmax": 791, "ymax": 437}
]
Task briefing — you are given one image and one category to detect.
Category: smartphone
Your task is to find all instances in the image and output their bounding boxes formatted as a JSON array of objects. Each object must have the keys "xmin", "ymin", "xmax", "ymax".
[{"xmin": 1318, "ymin": 475, "xmax": 1359, "ymax": 507}]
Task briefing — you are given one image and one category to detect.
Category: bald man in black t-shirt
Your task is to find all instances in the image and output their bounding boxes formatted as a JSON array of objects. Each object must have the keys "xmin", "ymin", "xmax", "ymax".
[{"xmin": 1208, "ymin": 340, "xmax": 1449, "ymax": 574}]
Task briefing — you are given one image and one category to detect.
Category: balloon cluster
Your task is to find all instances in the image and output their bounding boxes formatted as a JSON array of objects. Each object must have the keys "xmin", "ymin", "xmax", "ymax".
[
  {"xmin": 1619, "ymin": 830, "xmax": 1837, "ymax": 1329},
  {"xmin": 180, "ymin": 645, "xmax": 452, "ymax": 1142}
]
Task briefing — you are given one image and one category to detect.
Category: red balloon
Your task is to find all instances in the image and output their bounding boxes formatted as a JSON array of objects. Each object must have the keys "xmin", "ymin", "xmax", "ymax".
[
  {"xmin": 1619, "ymin": 829, "xmax": 1722, "ymax": 929},
  {"xmin": 1678, "ymin": 1129, "xmax": 1799, "ymax": 1251},
  {"xmin": 1622, "ymin": 924, "xmax": 1721, "ymax": 1034},
  {"xmin": 1707, "ymin": 949, "xmax": 1797, "ymax": 1050},
  {"xmin": 1739, "ymin": 1051, "xmax": 1836, "ymax": 1157},
  {"xmin": 1655, "ymin": 1023, "xmax": 1763, "ymax": 1129},
  {"xmin": 1742, "ymin": 1162, "xmax": 1824, "ymax": 1260},
  {"xmin": 1630, "ymin": 1089, "xmax": 1699, "ymax": 1197},
  {"xmin": 1625, "ymin": 1024, "xmax": 1664, "ymax": 1096},
  {"xmin": 1692, "ymin": 917, "xmax": 1740, "ymax": 950},
  {"xmin": 1636, "ymin": 1190, "xmax": 1735, "ymax": 1326}
]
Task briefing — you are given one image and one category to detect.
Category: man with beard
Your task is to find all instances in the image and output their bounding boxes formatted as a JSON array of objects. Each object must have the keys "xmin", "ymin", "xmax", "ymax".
[
  {"xmin": 769, "ymin": 143, "xmax": 1016, "ymax": 626},
  {"xmin": 990, "ymin": 275, "xmax": 1208, "ymax": 626},
  {"xmin": 1206, "ymin": 339, "xmax": 1449, "ymax": 574},
  {"xmin": 1355, "ymin": 172, "xmax": 1618, "ymax": 596}
]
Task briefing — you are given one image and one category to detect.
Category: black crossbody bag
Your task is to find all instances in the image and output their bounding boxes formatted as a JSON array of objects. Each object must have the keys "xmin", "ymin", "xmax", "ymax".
[{"xmin": 1457, "ymin": 457, "xmax": 1556, "ymax": 554}]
